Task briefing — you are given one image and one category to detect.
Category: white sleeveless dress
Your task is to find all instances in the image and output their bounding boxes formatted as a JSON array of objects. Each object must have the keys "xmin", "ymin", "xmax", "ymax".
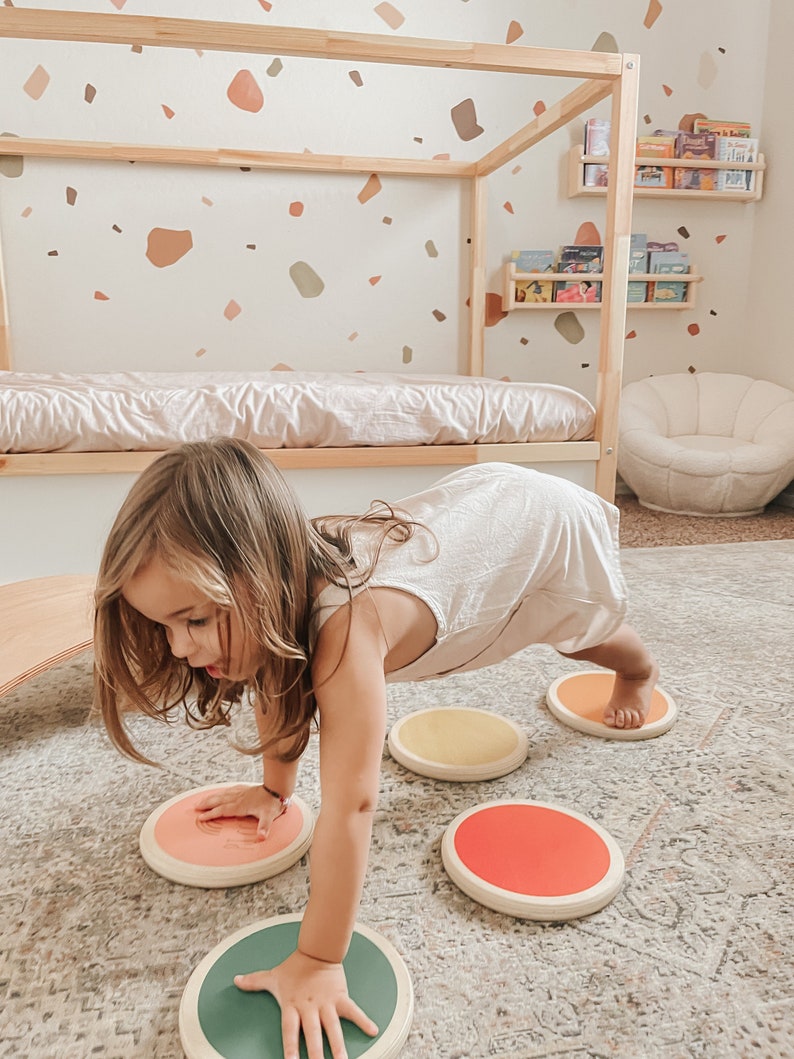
[{"xmin": 311, "ymin": 464, "xmax": 628, "ymax": 682}]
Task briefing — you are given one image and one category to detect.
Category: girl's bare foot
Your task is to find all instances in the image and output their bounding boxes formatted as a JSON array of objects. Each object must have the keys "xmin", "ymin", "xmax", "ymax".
[{"xmin": 603, "ymin": 659, "xmax": 659, "ymax": 729}]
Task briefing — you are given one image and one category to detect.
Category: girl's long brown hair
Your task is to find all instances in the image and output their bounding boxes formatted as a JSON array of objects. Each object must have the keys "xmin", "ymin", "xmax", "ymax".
[{"xmin": 93, "ymin": 437, "xmax": 423, "ymax": 765}]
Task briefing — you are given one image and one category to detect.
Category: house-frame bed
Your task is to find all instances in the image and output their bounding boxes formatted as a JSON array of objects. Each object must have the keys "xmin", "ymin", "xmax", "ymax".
[{"xmin": 0, "ymin": 9, "xmax": 639, "ymax": 502}]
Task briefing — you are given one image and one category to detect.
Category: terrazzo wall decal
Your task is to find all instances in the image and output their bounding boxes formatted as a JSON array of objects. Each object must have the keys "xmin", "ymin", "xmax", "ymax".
[
  {"xmin": 94, "ymin": 291, "xmax": 109, "ymax": 301},
  {"xmin": 485, "ymin": 293, "xmax": 507, "ymax": 327},
  {"xmin": 555, "ymin": 312, "xmax": 585, "ymax": 344},
  {"xmin": 349, "ymin": 71, "xmax": 363, "ymax": 87},
  {"xmin": 715, "ymin": 234, "xmax": 727, "ymax": 243},
  {"xmin": 195, "ymin": 348, "xmax": 206, "ymax": 357},
  {"xmin": 533, "ymin": 101, "xmax": 546, "ymax": 117},
  {"xmin": 227, "ymin": 70, "xmax": 264, "ymax": 113},
  {"xmin": 224, "ymin": 300, "xmax": 242, "ymax": 320},
  {"xmin": 0, "ymin": 134, "xmax": 22, "ymax": 178},
  {"xmin": 432, "ymin": 309, "xmax": 446, "ymax": 322},
  {"xmin": 84, "ymin": 84, "xmax": 96, "ymax": 104},
  {"xmin": 358, "ymin": 174, "xmax": 382, "ymax": 204},
  {"xmin": 24, "ymin": 65, "xmax": 50, "ymax": 100},
  {"xmin": 680, "ymin": 113, "xmax": 707, "ymax": 132},
  {"xmin": 289, "ymin": 261, "xmax": 325, "ymax": 298},
  {"xmin": 503, "ymin": 201, "xmax": 514, "ymax": 214},
  {"xmin": 575, "ymin": 221, "xmax": 601, "ymax": 245},
  {"xmin": 272, "ymin": 362, "xmax": 293, "ymax": 370},
  {"xmin": 162, "ymin": 105, "xmax": 175, "ymax": 120},
  {"xmin": 145, "ymin": 228, "xmax": 193, "ymax": 268},
  {"xmin": 677, "ymin": 226, "xmax": 690, "ymax": 239},
  {"xmin": 369, "ymin": 275, "xmax": 382, "ymax": 286},
  {"xmin": 375, "ymin": 2, "xmax": 405, "ymax": 31},
  {"xmin": 626, "ymin": 330, "xmax": 637, "ymax": 340},
  {"xmin": 110, "ymin": 0, "xmax": 129, "ymax": 9},
  {"xmin": 402, "ymin": 345, "xmax": 412, "ymax": 363},
  {"xmin": 688, "ymin": 323, "xmax": 700, "ymax": 336},
  {"xmin": 425, "ymin": 240, "xmax": 438, "ymax": 258},
  {"xmin": 506, "ymin": 21, "xmax": 523, "ymax": 45},
  {"xmin": 258, "ymin": 1, "xmax": 273, "ymax": 11},
  {"xmin": 451, "ymin": 99, "xmax": 484, "ymax": 142},
  {"xmin": 644, "ymin": 0, "xmax": 663, "ymax": 29},
  {"xmin": 592, "ymin": 32, "xmax": 619, "ymax": 54},
  {"xmin": 662, "ymin": 84, "xmax": 673, "ymax": 97},
  {"xmin": 267, "ymin": 59, "xmax": 283, "ymax": 78},
  {"xmin": 289, "ymin": 202, "xmax": 304, "ymax": 217},
  {"xmin": 66, "ymin": 187, "xmax": 77, "ymax": 206},
  {"xmin": 698, "ymin": 52, "xmax": 718, "ymax": 90}
]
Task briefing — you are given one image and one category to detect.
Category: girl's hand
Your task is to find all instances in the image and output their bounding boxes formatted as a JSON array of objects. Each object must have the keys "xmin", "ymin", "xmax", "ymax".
[
  {"xmin": 193, "ymin": 784, "xmax": 284, "ymax": 840},
  {"xmin": 234, "ymin": 949, "xmax": 378, "ymax": 1059}
]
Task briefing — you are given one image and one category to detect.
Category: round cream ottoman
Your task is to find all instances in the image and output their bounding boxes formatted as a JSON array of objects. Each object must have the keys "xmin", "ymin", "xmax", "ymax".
[{"xmin": 618, "ymin": 372, "xmax": 794, "ymax": 516}]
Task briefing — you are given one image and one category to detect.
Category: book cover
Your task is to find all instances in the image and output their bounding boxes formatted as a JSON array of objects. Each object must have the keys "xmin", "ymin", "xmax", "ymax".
[
  {"xmin": 584, "ymin": 117, "xmax": 611, "ymax": 188},
  {"xmin": 694, "ymin": 119, "xmax": 752, "ymax": 138},
  {"xmin": 674, "ymin": 132, "xmax": 717, "ymax": 191},
  {"xmin": 627, "ymin": 232, "xmax": 648, "ymax": 303},
  {"xmin": 511, "ymin": 249, "xmax": 555, "ymax": 302},
  {"xmin": 716, "ymin": 136, "xmax": 759, "ymax": 192},
  {"xmin": 559, "ymin": 244, "xmax": 604, "ymax": 267},
  {"xmin": 649, "ymin": 250, "xmax": 689, "ymax": 302},
  {"xmin": 555, "ymin": 245, "xmax": 603, "ymax": 302},
  {"xmin": 635, "ymin": 136, "xmax": 676, "ymax": 188}
]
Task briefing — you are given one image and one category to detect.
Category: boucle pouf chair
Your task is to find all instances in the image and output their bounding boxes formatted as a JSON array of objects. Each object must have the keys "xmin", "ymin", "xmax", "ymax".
[{"xmin": 617, "ymin": 372, "xmax": 794, "ymax": 516}]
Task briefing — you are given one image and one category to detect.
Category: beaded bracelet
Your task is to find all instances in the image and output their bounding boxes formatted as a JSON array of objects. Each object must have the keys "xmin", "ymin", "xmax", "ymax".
[{"xmin": 262, "ymin": 783, "xmax": 292, "ymax": 817}]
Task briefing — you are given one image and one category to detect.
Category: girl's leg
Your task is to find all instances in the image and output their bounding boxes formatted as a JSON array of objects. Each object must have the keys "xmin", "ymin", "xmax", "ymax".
[{"xmin": 558, "ymin": 623, "xmax": 659, "ymax": 729}]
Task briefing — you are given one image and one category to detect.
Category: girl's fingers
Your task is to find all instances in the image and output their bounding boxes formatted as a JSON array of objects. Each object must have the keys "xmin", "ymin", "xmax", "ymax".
[
  {"xmin": 320, "ymin": 1005, "xmax": 351, "ymax": 1059},
  {"xmin": 338, "ymin": 997, "xmax": 379, "ymax": 1038},
  {"xmin": 297, "ymin": 1011, "xmax": 326, "ymax": 1059},
  {"xmin": 233, "ymin": 970, "xmax": 273, "ymax": 992},
  {"xmin": 278, "ymin": 1007, "xmax": 303, "ymax": 1059}
]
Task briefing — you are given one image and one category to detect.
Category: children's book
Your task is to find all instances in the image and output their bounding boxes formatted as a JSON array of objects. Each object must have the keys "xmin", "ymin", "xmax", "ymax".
[
  {"xmin": 635, "ymin": 136, "xmax": 676, "ymax": 188},
  {"xmin": 555, "ymin": 245, "xmax": 603, "ymax": 302},
  {"xmin": 716, "ymin": 136, "xmax": 759, "ymax": 193},
  {"xmin": 584, "ymin": 118, "xmax": 611, "ymax": 187},
  {"xmin": 627, "ymin": 233, "xmax": 648, "ymax": 303},
  {"xmin": 674, "ymin": 132, "xmax": 717, "ymax": 191},
  {"xmin": 649, "ymin": 250, "xmax": 689, "ymax": 303},
  {"xmin": 510, "ymin": 250, "xmax": 555, "ymax": 302},
  {"xmin": 694, "ymin": 119, "xmax": 752, "ymax": 138}
]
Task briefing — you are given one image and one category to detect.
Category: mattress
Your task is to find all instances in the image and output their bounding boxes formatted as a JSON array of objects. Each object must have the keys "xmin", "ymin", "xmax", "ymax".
[{"xmin": 0, "ymin": 370, "xmax": 595, "ymax": 452}]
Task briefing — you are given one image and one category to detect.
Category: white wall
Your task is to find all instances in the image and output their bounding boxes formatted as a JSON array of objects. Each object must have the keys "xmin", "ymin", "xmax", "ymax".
[
  {"xmin": 745, "ymin": 0, "xmax": 794, "ymax": 390},
  {"xmin": 1, "ymin": 0, "xmax": 773, "ymax": 394}
]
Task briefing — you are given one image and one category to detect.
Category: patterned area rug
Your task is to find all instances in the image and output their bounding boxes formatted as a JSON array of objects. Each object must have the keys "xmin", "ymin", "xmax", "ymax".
[
  {"xmin": 616, "ymin": 494, "xmax": 794, "ymax": 548},
  {"xmin": 2, "ymin": 541, "xmax": 793, "ymax": 1059}
]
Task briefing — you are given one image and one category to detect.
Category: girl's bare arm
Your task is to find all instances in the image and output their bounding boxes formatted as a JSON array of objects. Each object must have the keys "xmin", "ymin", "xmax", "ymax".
[{"xmin": 233, "ymin": 593, "xmax": 389, "ymax": 1058}]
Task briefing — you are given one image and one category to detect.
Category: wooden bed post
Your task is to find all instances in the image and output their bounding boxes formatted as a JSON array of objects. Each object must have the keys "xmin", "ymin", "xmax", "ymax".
[
  {"xmin": 0, "ymin": 217, "xmax": 11, "ymax": 371},
  {"xmin": 594, "ymin": 55, "xmax": 640, "ymax": 501},
  {"xmin": 468, "ymin": 176, "xmax": 487, "ymax": 377}
]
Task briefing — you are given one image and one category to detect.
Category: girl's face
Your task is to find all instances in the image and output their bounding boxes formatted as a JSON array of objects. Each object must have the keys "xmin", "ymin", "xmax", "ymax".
[{"xmin": 122, "ymin": 556, "xmax": 258, "ymax": 682}]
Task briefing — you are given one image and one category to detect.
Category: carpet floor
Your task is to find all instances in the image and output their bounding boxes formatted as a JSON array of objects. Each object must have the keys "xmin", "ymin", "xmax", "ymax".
[
  {"xmin": 2, "ymin": 540, "xmax": 793, "ymax": 1058},
  {"xmin": 616, "ymin": 494, "xmax": 794, "ymax": 548}
]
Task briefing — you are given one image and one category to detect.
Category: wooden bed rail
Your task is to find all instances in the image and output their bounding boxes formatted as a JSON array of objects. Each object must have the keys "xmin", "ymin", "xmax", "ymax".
[
  {"xmin": 0, "ymin": 10, "xmax": 624, "ymax": 78},
  {"xmin": 0, "ymin": 441, "xmax": 601, "ymax": 477},
  {"xmin": 0, "ymin": 10, "xmax": 638, "ymax": 501}
]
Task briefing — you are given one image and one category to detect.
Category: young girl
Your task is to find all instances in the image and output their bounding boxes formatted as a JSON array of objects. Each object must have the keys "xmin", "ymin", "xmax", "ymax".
[{"xmin": 94, "ymin": 437, "xmax": 657, "ymax": 1059}]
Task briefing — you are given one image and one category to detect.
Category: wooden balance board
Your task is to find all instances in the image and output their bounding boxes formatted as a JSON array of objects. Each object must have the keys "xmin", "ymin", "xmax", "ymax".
[
  {"xmin": 139, "ymin": 784, "xmax": 314, "ymax": 888},
  {"xmin": 387, "ymin": 706, "xmax": 529, "ymax": 781},
  {"xmin": 546, "ymin": 670, "xmax": 678, "ymax": 741},
  {"xmin": 441, "ymin": 800, "xmax": 625, "ymax": 921},
  {"xmin": 180, "ymin": 914, "xmax": 414, "ymax": 1059},
  {"xmin": 0, "ymin": 575, "xmax": 94, "ymax": 699}
]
